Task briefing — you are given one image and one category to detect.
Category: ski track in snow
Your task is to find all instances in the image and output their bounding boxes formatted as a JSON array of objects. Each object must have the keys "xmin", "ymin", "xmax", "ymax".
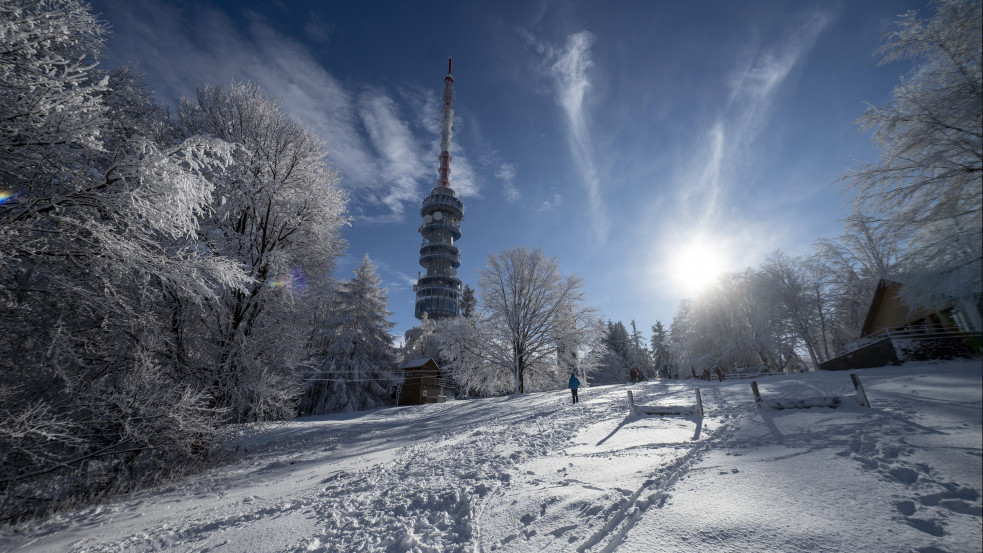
[{"xmin": 0, "ymin": 361, "xmax": 980, "ymax": 553}]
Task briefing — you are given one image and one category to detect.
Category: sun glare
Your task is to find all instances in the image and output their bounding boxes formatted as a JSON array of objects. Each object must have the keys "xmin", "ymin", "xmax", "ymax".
[{"xmin": 669, "ymin": 236, "xmax": 727, "ymax": 296}]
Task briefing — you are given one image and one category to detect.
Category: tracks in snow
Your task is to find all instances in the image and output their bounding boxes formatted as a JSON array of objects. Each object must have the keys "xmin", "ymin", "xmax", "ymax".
[{"xmin": 577, "ymin": 415, "xmax": 740, "ymax": 553}]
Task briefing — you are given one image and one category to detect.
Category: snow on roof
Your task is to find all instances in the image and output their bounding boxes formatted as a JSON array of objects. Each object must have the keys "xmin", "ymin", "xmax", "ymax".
[{"xmin": 398, "ymin": 357, "xmax": 436, "ymax": 369}]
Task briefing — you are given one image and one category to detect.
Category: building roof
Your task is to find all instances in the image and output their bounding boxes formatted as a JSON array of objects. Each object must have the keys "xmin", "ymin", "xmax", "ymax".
[{"xmin": 398, "ymin": 358, "xmax": 439, "ymax": 370}]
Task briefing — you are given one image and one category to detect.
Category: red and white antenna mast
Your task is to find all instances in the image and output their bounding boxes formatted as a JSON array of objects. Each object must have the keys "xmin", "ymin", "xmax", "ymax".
[{"xmin": 437, "ymin": 57, "xmax": 454, "ymax": 188}]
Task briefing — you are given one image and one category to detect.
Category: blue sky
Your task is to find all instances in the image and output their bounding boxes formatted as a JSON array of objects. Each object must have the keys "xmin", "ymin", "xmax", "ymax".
[{"xmin": 88, "ymin": 0, "xmax": 924, "ymax": 341}]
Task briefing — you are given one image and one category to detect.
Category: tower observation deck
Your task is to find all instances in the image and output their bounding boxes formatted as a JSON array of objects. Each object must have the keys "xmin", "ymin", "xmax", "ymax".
[{"xmin": 414, "ymin": 59, "xmax": 463, "ymax": 320}]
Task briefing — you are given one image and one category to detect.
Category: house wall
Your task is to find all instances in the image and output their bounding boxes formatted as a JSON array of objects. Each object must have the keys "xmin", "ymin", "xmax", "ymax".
[
  {"xmin": 398, "ymin": 366, "xmax": 442, "ymax": 406},
  {"xmin": 819, "ymin": 337, "xmax": 900, "ymax": 371}
]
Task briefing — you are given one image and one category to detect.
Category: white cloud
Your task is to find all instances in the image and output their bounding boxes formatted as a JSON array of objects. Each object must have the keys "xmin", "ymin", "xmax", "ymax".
[
  {"xmin": 496, "ymin": 162, "xmax": 520, "ymax": 203},
  {"xmin": 539, "ymin": 193, "xmax": 563, "ymax": 211},
  {"xmin": 357, "ymin": 90, "xmax": 428, "ymax": 221},
  {"xmin": 524, "ymin": 29, "xmax": 607, "ymax": 239}
]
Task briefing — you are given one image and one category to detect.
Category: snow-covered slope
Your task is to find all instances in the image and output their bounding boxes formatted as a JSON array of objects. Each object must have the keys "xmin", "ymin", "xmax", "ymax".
[{"xmin": 1, "ymin": 360, "xmax": 980, "ymax": 553}]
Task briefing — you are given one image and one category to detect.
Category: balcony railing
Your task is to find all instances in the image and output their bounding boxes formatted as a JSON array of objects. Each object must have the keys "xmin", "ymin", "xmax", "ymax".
[
  {"xmin": 419, "ymin": 220, "xmax": 462, "ymax": 240},
  {"xmin": 419, "ymin": 243, "xmax": 461, "ymax": 268},
  {"xmin": 421, "ymin": 194, "xmax": 463, "ymax": 218},
  {"xmin": 416, "ymin": 275, "xmax": 462, "ymax": 289}
]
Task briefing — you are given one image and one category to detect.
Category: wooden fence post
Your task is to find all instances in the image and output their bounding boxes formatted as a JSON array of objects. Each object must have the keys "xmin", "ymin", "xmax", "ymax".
[
  {"xmin": 695, "ymin": 388, "xmax": 704, "ymax": 416},
  {"xmin": 850, "ymin": 373, "xmax": 870, "ymax": 408},
  {"xmin": 750, "ymin": 381, "xmax": 762, "ymax": 409}
]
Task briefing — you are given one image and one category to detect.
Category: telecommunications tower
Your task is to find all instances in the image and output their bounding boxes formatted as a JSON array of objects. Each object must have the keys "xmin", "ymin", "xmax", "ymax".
[{"xmin": 414, "ymin": 58, "xmax": 464, "ymax": 320}]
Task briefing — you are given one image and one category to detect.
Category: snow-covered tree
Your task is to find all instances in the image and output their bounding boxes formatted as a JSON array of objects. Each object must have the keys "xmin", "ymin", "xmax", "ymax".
[
  {"xmin": 402, "ymin": 313, "xmax": 439, "ymax": 361},
  {"xmin": 461, "ymin": 284, "xmax": 478, "ymax": 317},
  {"xmin": 0, "ymin": 0, "xmax": 108, "ymax": 156},
  {"xmin": 669, "ymin": 301, "xmax": 696, "ymax": 378},
  {"xmin": 628, "ymin": 320, "xmax": 653, "ymax": 378},
  {"xmin": 596, "ymin": 320, "xmax": 631, "ymax": 383},
  {"xmin": 846, "ymin": 0, "xmax": 982, "ymax": 307},
  {"xmin": 761, "ymin": 252, "xmax": 828, "ymax": 369},
  {"xmin": 0, "ymin": 1, "xmax": 245, "ymax": 521},
  {"xmin": 669, "ymin": 269, "xmax": 807, "ymax": 377},
  {"xmin": 477, "ymin": 247, "xmax": 596, "ymax": 393},
  {"xmin": 298, "ymin": 255, "xmax": 398, "ymax": 414},
  {"xmin": 650, "ymin": 321, "xmax": 671, "ymax": 377},
  {"xmin": 814, "ymin": 212, "xmax": 906, "ymax": 348},
  {"xmin": 437, "ymin": 315, "xmax": 513, "ymax": 397},
  {"xmin": 177, "ymin": 83, "xmax": 349, "ymax": 421}
]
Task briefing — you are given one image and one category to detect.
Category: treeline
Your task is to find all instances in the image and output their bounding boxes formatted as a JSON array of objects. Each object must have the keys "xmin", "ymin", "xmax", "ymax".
[{"xmin": 0, "ymin": 0, "xmax": 398, "ymax": 521}]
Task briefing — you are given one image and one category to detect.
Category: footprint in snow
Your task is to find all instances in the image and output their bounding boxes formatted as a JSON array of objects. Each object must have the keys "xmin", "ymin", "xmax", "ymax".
[
  {"xmin": 895, "ymin": 500, "xmax": 916, "ymax": 516},
  {"xmin": 887, "ymin": 466, "xmax": 919, "ymax": 484},
  {"xmin": 938, "ymin": 499, "xmax": 983, "ymax": 516},
  {"xmin": 905, "ymin": 516, "xmax": 946, "ymax": 537}
]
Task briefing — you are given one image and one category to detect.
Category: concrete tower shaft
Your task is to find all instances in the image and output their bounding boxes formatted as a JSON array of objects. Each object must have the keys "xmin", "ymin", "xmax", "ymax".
[{"xmin": 414, "ymin": 59, "xmax": 464, "ymax": 320}]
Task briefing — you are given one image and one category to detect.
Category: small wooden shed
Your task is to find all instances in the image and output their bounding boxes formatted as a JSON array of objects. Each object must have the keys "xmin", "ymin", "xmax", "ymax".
[{"xmin": 397, "ymin": 358, "xmax": 452, "ymax": 406}]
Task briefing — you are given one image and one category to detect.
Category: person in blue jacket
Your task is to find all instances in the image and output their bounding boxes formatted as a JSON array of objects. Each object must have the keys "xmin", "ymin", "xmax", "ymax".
[{"xmin": 569, "ymin": 372, "xmax": 581, "ymax": 404}]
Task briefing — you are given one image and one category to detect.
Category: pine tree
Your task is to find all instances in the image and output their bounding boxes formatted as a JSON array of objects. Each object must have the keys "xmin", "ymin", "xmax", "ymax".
[
  {"xmin": 595, "ymin": 320, "xmax": 631, "ymax": 383},
  {"xmin": 299, "ymin": 255, "xmax": 397, "ymax": 414},
  {"xmin": 650, "ymin": 321, "xmax": 671, "ymax": 378},
  {"xmin": 461, "ymin": 284, "xmax": 478, "ymax": 317},
  {"xmin": 629, "ymin": 320, "xmax": 652, "ymax": 378}
]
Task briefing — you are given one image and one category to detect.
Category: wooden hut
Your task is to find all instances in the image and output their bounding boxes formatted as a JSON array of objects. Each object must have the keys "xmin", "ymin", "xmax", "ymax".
[{"xmin": 397, "ymin": 358, "xmax": 453, "ymax": 405}]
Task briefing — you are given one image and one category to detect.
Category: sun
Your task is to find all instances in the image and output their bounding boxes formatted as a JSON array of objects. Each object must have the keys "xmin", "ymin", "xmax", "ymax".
[{"xmin": 668, "ymin": 236, "xmax": 727, "ymax": 296}]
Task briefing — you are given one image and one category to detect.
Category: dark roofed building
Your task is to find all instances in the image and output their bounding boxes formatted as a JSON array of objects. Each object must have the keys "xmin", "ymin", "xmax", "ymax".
[
  {"xmin": 820, "ymin": 278, "xmax": 982, "ymax": 371},
  {"xmin": 398, "ymin": 358, "xmax": 454, "ymax": 406}
]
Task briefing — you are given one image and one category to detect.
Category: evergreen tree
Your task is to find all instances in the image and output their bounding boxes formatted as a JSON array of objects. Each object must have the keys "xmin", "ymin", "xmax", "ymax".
[
  {"xmin": 595, "ymin": 320, "xmax": 631, "ymax": 383},
  {"xmin": 650, "ymin": 321, "xmax": 671, "ymax": 378},
  {"xmin": 629, "ymin": 320, "xmax": 652, "ymax": 378},
  {"xmin": 299, "ymin": 255, "xmax": 397, "ymax": 414},
  {"xmin": 461, "ymin": 284, "xmax": 478, "ymax": 317}
]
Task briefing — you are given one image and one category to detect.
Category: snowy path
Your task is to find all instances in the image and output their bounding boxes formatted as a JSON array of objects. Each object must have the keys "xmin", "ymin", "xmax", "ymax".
[{"xmin": 1, "ymin": 361, "xmax": 980, "ymax": 553}]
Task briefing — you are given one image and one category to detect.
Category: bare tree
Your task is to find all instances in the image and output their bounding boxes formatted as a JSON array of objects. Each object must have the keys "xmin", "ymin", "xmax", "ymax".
[
  {"xmin": 177, "ymin": 83, "xmax": 349, "ymax": 421},
  {"xmin": 478, "ymin": 247, "xmax": 596, "ymax": 393},
  {"xmin": 846, "ymin": 0, "xmax": 982, "ymax": 306},
  {"xmin": 813, "ymin": 212, "xmax": 906, "ymax": 347}
]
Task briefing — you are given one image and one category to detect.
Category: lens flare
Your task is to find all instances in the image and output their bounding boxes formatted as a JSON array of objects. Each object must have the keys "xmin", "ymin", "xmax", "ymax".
[
  {"xmin": 0, "ymin": 190, "xmax": 16, "ymax": 205},
  {"xmin": 268, "ymin": 267, "xmax": 308, "ymax": 294}
]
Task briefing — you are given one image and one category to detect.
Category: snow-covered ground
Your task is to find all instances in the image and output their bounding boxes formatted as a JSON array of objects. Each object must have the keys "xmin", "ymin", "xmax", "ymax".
[{"xmin": 2, "ymin": 360, "xmax": 980, "ymax": 553}]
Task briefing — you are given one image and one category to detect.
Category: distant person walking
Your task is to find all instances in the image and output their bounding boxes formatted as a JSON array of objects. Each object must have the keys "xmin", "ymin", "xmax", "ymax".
[{"xmin": 569, "ymin": 372, "xmax": 581, "ymax": 404}]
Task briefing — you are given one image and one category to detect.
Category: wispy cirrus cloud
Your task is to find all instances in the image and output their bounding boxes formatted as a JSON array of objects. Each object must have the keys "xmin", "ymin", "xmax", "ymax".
[
  {"xmin": 496, "ymin": 162, "xmax": 520, "ymax": 203},
  {"xmin": 523, "ymin": 30, "xmax": 606, "ymax": 239},
  {"xmin": 678, "ymin": 11, "xmax": 830, "ymax": 228},
  {"xmin": 92, "ymin": 0, "xmax": 477, "ymax": 224},
  {"xmin": 539, "ymin": 192, "xmax": 563, "ymax": 211},
  {"xmin": 356, "ymin": 90, "xmax": 428, "ymax": 222}
]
